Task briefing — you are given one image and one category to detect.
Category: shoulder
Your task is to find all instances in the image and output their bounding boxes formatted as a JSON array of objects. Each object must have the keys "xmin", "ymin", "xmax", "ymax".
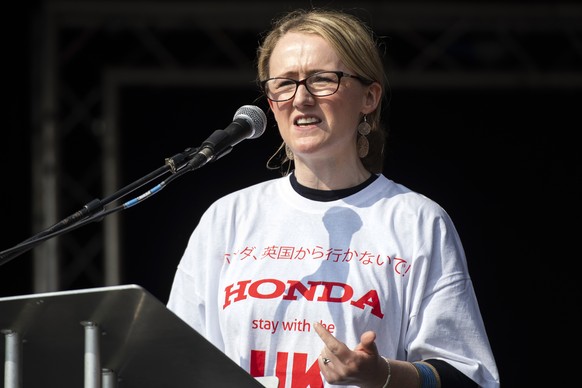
[
  {"xmin": 205, "ymin": 175, "xmax": 288, "ymax": 211},
  {"xmin": 373, "ymin": 174, "xmax": 449, "ymax": 217}
]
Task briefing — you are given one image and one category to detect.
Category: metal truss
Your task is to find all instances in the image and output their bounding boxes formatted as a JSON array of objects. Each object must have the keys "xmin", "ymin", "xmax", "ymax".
[{"xmin": 31, "ymin": 1, "xmax": 582, "ymax": 292}]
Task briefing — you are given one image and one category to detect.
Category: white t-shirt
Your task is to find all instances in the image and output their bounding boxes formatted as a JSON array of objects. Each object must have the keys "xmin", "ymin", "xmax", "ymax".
[{"xmin": 167, "ymin": 174, "xmax": 500, "ymax": 387}]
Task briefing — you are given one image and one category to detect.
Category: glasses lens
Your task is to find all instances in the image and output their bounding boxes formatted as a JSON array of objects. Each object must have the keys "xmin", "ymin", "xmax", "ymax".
[
  {"xmin": 307, "ymin": 72, "xmax": 340, "ymax": 96},
  {"xmin": 265, "ymin": 78, "xmax": 296, "ymax": 102},
  {"xmin": 264, "ymin": 72, "xmax": 341, "ymax": 101}
]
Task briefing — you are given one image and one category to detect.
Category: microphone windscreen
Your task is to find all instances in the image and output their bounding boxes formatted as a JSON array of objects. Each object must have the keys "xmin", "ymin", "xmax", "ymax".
[{"xmin": 233, "ymin": 105, "xmax": 267, "ymax": 139}]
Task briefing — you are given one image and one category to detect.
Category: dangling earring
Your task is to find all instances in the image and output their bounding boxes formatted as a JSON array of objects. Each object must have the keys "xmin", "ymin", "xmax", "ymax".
[
  {"xmin": 357, "ymin": 115, "xmax": 371, "ymax": 158},
  {"xmin": 285, "ymin": 143, "xmax": 294, "ymax": 160}
]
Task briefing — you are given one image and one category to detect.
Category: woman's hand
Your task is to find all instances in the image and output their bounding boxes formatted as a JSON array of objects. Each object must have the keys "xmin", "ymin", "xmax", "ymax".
[{"xmin": 314, "ymin": 322, "xmax": 389, "ymax": 388}]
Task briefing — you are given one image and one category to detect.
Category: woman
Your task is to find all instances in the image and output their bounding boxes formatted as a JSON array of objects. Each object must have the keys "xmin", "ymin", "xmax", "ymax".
[{"xmin": 167, "ymin": 8, "xmax": 499, "ymax": 388}]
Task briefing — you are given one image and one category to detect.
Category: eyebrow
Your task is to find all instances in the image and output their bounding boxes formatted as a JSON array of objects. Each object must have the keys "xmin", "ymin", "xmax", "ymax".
[{"xmin": 271, "ymin": 69, "xmax": 341, "ymax": 79}]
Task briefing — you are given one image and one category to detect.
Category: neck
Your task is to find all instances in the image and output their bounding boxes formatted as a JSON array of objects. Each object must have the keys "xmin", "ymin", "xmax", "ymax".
[{"xmin": 292, "ymin": 160, "xmax": 371, "ymax": 190}]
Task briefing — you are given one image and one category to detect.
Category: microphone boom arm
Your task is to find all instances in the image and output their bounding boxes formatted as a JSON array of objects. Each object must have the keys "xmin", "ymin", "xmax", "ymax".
[{"xmin": 0, "ymin": 105, "xmax": 267, "ymax": 267}]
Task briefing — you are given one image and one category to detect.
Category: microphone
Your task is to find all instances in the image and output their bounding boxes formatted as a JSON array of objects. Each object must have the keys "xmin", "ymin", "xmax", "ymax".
[{"xmin": 177, "ymin": 105, "xmax": 268, "ymax": 171}]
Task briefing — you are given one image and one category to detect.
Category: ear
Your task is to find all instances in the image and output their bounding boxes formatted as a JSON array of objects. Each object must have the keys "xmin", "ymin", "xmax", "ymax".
[{"xmin": 362, "ymin": 82, "xmax": 382, "ymax": 114}]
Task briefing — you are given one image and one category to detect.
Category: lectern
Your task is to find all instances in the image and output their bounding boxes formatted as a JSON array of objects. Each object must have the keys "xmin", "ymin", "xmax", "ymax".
[{"xmin": 0, "ymin": 284, "xmax": 275, "ymax": 388}]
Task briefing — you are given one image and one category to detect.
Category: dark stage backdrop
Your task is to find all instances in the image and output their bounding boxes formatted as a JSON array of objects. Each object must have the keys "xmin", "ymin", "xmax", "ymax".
[{"xmin": 1, "ymin": 2, "xmax": 580, "ymax": 387}]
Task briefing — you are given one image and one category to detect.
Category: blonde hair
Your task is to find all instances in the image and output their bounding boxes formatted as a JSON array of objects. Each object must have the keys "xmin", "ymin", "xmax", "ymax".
[{"xmin": 257, "ymin": 8, "xmax": 389, "ymax": 173}]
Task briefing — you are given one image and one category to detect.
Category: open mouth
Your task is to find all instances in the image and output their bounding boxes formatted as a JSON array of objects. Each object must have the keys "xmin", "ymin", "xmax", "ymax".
[{"xmin": 295, "ymin": 116, "xmax": 321, "ymax": 126}]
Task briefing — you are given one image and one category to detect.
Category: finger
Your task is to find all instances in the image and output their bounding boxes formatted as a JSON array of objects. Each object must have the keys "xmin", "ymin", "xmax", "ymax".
[
  {"xmin": 313, "ymin": 321, "xmax": 333, "ymax": 341},
  {"xmin": 313, "ymin": 322, "xmax": 345, "ymax": 354},
  {"xmin": 354, "ymin": 330, "xmax": 379, "ymax": 355},
  {"xmin": 320, "ymin": 355, "xmax": 332, "ymax": 366}
]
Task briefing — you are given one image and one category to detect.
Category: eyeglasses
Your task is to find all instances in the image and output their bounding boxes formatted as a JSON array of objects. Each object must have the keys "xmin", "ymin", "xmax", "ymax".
[{"xmin": 261, "ymin": 71, "xmax": 372, "ymax": 102}]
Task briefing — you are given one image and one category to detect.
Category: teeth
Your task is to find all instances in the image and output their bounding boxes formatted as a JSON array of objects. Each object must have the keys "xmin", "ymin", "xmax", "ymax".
[{"xmin": 296, "ymin": 117, "xmax": 319, "ymax": 125}]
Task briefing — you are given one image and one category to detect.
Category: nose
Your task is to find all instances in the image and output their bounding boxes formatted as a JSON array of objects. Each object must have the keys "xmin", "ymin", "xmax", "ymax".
[{"xmin": 293, "ymin": 83, "xmax": 314, "ymax": 106}]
